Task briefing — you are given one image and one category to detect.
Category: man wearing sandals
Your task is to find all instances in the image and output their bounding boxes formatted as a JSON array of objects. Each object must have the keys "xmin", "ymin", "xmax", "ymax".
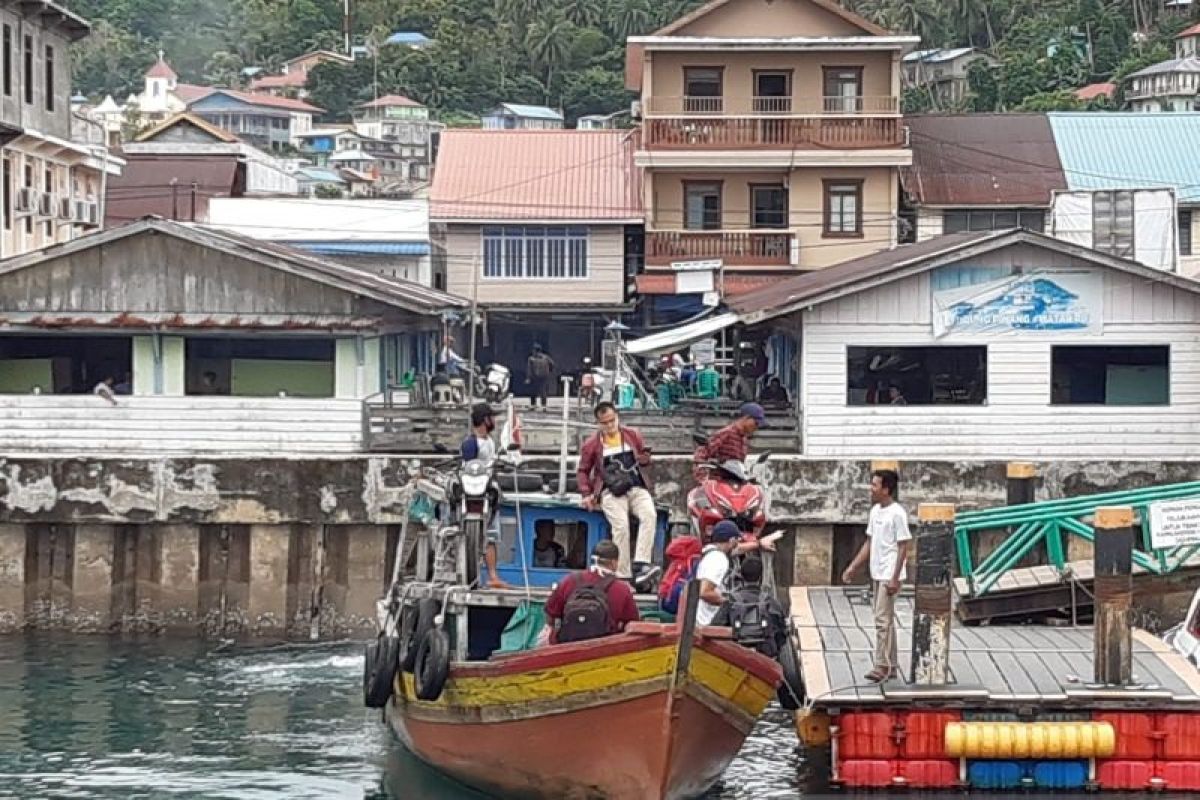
[{"xmin": 841, "ymin": 469, "xmax": 910, "ymax": 683}]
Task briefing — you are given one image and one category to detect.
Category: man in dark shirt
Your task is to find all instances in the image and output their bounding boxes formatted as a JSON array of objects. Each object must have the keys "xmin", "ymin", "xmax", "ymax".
[
  {"xmin": 694, "ymin": 402, "xmax": 766, "ymax": 480},
  {"xmin": 712, "ymin": 555, "xmax": 788, "ymax": 658},
  {"xmin": 544, "ymin": 540, "xmax": 640, "ymax": 643}
]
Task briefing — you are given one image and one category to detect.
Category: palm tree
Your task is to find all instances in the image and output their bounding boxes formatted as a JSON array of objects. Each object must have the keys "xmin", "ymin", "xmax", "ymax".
[
  {"xmin": 563, "ymin": 0, "xmax": 601, "ymax": 27},
  {"xmin": 609, "ymin": 0, "xmax": 653, "ymax": 41},
  {"xmin": 528, "ymin": 10, "xmax": 572, "ymax": 98}
]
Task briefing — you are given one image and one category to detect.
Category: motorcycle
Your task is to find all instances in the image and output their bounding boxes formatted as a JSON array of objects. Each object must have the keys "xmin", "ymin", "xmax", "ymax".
[
  {"xmin": 686, "ymin": 433, "xmax": 772, "ymax": 543},
  {"xmin": 459, "ymin": 362, "xmax": 511, "ymax": 404}
]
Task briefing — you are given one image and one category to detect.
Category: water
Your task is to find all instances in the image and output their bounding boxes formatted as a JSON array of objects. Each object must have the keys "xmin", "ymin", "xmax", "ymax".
[{"xmin": 0, "ymin": 635, "xmax": 805, "ymax": 799}]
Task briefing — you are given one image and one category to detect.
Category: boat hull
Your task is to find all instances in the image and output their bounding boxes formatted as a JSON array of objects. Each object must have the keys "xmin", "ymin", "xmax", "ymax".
[{"xmin": 387, "ymin": 623, "xmax": 781, "ymax": 800}]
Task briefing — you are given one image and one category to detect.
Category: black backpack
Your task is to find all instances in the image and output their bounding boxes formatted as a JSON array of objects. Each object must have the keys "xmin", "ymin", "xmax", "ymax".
[
  {"xmin": 729, "ymin": 593, "xmax": 776, "ymax": 656},
  {"xmin": 558, "ymin": 574, "xmax": 615, "ymax": 643}
]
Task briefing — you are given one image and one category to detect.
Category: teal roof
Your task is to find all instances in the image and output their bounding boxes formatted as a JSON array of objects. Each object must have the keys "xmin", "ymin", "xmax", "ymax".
[{"xmin": 1048, "ymin": 113, "xmax": 1200, "ymax": 203}]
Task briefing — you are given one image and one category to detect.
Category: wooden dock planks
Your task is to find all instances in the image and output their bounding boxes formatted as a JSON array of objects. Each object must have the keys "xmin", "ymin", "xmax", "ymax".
[{"xmin": 791, "ymin": 586, "xmax": 1200, "ymax": 707}]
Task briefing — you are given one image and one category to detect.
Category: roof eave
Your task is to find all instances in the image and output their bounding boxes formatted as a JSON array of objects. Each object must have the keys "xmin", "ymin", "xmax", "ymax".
[{"xmin": 628, "ymin": 35, "xmax": 920, "ymax": 49}]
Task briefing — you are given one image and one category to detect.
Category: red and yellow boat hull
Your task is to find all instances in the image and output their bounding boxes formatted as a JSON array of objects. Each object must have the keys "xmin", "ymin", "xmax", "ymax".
[{"xmin": 388, "ymin": 621, "xmax": 782, "ymax": 800}]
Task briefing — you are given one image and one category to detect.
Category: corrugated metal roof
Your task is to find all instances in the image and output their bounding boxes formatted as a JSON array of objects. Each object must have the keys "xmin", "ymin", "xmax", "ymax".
[
  {"xmin": 292, "ymin": 242, "xmax": 431, "ymax": 256},
  {"xmin": 904, "ymin": 114, "xmax": 1067, "ymax": 206},
  {"xmin": 105, "ymin": 155, "xmax": 240, "ymax": 225},
  {"xmin": 1178, "ymin": 22, "xmax": 1200, "ymax": 37},
  {"xmin": 903, "ymin": 47, "xmax": 976, "ymax": 63},
  {"xmin": 387, "ymin": 31, "xmax": 432, "ymax": 45},
  {"xmin": 493, "ymin": 104, "xmax": 564, "ymax": 121},
  {"xmin": 1048, "ymin": 113, "xmax": 1200, "ymax": 203},
  {"xmin": 431, "ymin": 130, "xmax": 643, "ymax": 221},
  {"xmin": 189, "ymin": 89, "xmax": 324, "ymax": 114},
  {"xmin": 1075, "ymin": 82, "xmax": 1115, "ymax": 100},
  {"xmin": 1127, "ymin": 55, "xmax": 1200, "ymax": 77},
  {"xmin": 359, "ymin": 94, "xmax": 424, "ymax": 108}
]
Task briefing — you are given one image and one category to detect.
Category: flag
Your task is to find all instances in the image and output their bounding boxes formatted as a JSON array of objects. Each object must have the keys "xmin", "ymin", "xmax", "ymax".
[{"xmin": 500, "ymin": 399, "xmax": 523, "ymax": 458}]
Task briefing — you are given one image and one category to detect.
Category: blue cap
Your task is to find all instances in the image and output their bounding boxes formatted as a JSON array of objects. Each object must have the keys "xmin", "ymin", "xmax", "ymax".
[
  {"xmin": 739, "ymin": 402, "xmax": 767, "ymax": 427},
  {"xmin": 711, "ymin": 520, "xmax": 741, "ymax": 543}
]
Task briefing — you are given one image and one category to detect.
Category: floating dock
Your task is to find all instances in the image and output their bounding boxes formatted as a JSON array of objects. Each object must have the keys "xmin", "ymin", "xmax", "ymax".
[{"xmin": 790, "ymin": 502, "xmax": 1200, "ymax": 792}]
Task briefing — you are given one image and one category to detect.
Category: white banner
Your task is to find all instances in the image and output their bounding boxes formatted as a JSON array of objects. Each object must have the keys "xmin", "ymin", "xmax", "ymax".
[
  {"xmin": 1149, "ymin": 497, "xmax": 1200, "ymax": 549},
  {"xmin": 933, "ymin": 270, "xmax": 1103, "ymax": 339}
]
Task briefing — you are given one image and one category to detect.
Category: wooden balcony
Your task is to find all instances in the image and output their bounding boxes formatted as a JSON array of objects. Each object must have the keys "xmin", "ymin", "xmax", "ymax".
[
  {"xmin": 645, "ymin": 95, "xmax": 900, "ymax": 116},
  {"xmin": 645, "ymin": 230, "xmax": 792, "ymax": 267},
  {"xmin": 643, "ymin": 116, "xmax": 904, "ymax": 150}
]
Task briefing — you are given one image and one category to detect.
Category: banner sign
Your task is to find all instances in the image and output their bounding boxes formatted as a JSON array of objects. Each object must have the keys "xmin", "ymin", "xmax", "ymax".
[
  {"xmin": 1149, "ymin": 497, "xmax": 1200, "ymax": 549},
  {"xmin": 932, "ymin": 270, "xmax": 1103, "ymax": 339}
]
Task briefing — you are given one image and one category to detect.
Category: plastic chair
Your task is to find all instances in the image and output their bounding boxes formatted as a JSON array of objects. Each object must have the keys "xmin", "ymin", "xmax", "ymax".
[
  {"xmin": 695, "ymin": 368, "xmax": 722, "ymax": 400},
  {"xmin": 615, "ymin": 383, "xmax": 637, "ymax": 410}
]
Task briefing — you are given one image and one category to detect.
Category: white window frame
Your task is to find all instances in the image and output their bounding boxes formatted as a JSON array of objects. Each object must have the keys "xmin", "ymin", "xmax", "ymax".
[{"xmin": 481, "ymin": 226, "xmax": 589, "ymax": 280}]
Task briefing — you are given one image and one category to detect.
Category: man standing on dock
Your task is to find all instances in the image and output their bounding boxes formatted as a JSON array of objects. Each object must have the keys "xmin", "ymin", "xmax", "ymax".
[{"xmin": 842, "ymin": 469, "xmax": 911, "ymax": 683}]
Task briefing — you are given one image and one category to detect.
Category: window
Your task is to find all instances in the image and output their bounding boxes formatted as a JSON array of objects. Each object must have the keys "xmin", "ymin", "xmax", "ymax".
[
  {"xmin": 43, "ymin": 44, "xmax": 52, "ymax": 112},
  {"xmin": 1051, "ymin": 346, "xmax": 1168, "ymax": 405},
  {"xmin": 22, "ymin": 162, "xmax": 31, "ymax": 235},
  {"xmin": 684, "ymin": 182, "xmax": 721, "ymax": 230},
  {"xmin": 683, "ymin": 67, "xmax": 722, "ymax": 112},
  {"xmin": 1, "ymin": 156, "xmax": 8, "ymax": 232},
  {"xmin": 1093, "ymin": 190, "xmax": 1135, "ymax": 258},
  {"xmin": 823, "ymin": 180, "xmax": 862, "ymax": 237},
  {"xmin": 481, "ymin": 226, "xmax": 588, "ymax": 279},
  {"xmin": 751, "ymin": 184, "xmax": 787, "ymax": 229},
  {"xmin": 943, "ymin": 208, "xmax": 1046, "ymax": 234},
  {"xmin": 1180, "ymin": 209, "xmax": 1193, "ymax": 257},
  {"xmin": 847, "ymin": 346, "xmax": 988, "ymax": 406},
  {"xmin": 3, "ymin": 25, "xmax": 11, "ymax": 97},
  {"xmin": 753, "ymin": 70, "xmax": 791, "ymax": 113},
  {"xmin": 823, "ymin": 66, "xmax": 862, "ymax": 113},
  {"xmin": 22, "ymin": 34, "xmax": 31, "ymax": 105}
]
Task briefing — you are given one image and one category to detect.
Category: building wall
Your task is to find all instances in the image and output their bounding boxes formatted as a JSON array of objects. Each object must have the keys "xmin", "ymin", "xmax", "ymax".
[
  {"xmin": 915, "ymin": 206, "xmax": 943, "ymax": 242},
  {"xmin": 0, "ymin": 6, "xmax": 73, "ymax": 139},
  {"xmin": 443, "ymin": 223, "xmax": 626, "ymax": 304},
  {"xmin": 651, "ymin": 165, "xmax": 896, "ymax": 268},
  {"xmin": 0, "ymin": 148, "xmax": 102, "ymax": 258},
  {"xmin": 1182, "ymin": 209, "xmax": 1200, "ymax": 277},
  {"xmin": 799, "ymin": 243, "xmax": 1200, "ymax": 458}
]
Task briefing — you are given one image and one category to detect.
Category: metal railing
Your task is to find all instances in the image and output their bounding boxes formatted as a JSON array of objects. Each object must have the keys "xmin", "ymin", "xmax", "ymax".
[
  {"xmin": 646, "ymin": 95, "xmax": 899, "ymax": 116},
  {"xmin": 645, "ymin": 230, "xmax": 792, "ymax": 266},
  {"xmin": 955, "ymin": 481, "xmax": 1200, "ymax": 597}
]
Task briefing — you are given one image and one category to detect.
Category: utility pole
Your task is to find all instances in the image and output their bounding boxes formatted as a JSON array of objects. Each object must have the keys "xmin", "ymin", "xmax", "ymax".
[{"xmin": 343, "ymin": 0, "xmax": 352, "ymax": 56}]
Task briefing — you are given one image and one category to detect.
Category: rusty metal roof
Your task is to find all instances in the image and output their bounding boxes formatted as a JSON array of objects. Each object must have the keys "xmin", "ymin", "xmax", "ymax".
[
  {"xmin": 105, "ymin": 154, "xmax": 241, "ymax": 226},
  {"xmin": 430, "ymin": 130, "xmax": 643, "ymax": 222},
  {"xmin": 903, "ymin": 114, "xmax": 1067, "ymax": 207},
  {"xmin": 732, "ymin": 228, "xmax": 1200, "ymax": 322}
]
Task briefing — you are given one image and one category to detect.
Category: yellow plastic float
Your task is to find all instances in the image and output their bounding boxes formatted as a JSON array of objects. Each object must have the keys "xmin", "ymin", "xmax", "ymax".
[{"xmin": 944, "ymin": 721, "xmax": 1116, "ymax": 759}]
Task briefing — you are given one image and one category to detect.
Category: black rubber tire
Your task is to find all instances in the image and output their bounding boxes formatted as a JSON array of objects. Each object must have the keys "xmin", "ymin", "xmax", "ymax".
[
  {"xmin": 776, "ymin": 631, "xmax": 805, "ymax": 710},
  {"xmin": 413, "ymin": 628, "xmax": 451, "ymax": 701},
  {"xmin": 363, "ymin": 635, "xmax": 400, "ymax": 708},
  {"xmin": 463, "ymin": 519, "xmax": 481, "ymax": 587},
  {"xmin": 401, "ymin": 598, "xmax": 439, "ymax": 673}
]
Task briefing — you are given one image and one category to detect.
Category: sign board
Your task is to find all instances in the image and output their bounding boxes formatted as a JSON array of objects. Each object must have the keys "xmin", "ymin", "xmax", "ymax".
[
  {"xmin": 1149, "ymin": 498, "xmax": 1200, "ymax": 548},
  {"xmin": 932, "ymin": 270, "xmax": 1103, "ymax": 339},
  {"xmin": 676, "ymin": 270, "xmax": 714, "ymax": 294},
  {"xmin": 670, "ymin": 259, "xmax": 723, "ymax": 272}
]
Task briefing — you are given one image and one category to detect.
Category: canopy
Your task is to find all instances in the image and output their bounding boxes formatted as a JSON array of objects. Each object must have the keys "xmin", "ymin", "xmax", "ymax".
[{"xmin": 624, "ymin": 312, "xmax": 740, "ymax": 356}]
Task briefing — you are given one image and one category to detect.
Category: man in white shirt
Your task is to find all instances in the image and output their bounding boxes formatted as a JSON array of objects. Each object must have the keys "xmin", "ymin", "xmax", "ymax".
[
  {"xmin": 842, "ymin": 469, "xmax": 911, "ymax": 683},
  {"xmin": 696, "ymin": 520, "xmax": 742, "ymax": 626}
]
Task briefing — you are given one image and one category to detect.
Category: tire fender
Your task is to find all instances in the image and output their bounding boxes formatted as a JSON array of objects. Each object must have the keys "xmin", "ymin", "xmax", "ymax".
[{"xmin": 413, "ymin": 628, "xmax": 451, "ymax": 701}]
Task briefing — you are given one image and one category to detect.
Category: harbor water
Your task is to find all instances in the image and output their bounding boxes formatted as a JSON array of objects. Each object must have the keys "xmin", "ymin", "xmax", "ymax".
[{"xmin": 0, "ymin": 635, "xmax": 806, "ymax": 799}]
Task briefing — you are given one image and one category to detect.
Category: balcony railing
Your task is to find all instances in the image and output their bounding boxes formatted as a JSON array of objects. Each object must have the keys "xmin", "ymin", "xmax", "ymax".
[
  {"xmin": 645, "ymin": 230, "xmax": 792, "ymax": 267},
  {"xmin": 646, "ymin": 95, "xmax": 900, "ymax": 116},
  {"xmin": 643, "ymin": 116, "xmax": 904, "ymax": 150}
]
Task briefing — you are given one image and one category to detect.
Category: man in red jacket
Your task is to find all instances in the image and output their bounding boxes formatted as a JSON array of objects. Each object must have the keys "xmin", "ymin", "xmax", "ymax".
[{"xmin": 577, "ymin": 402, "xmax": 660, "ymax": 591}]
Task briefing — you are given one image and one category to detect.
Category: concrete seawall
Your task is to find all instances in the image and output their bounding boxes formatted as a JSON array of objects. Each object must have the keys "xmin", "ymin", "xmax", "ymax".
[{"xmin": 2, "ymin": 455, "xmax": 1198, "ymax": 637}]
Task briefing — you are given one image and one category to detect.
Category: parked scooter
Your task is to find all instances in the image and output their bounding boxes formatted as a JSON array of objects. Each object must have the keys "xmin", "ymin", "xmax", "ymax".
[{"xmin": 687, "ymin": 433, "xmax": 772, "ymax": 542}]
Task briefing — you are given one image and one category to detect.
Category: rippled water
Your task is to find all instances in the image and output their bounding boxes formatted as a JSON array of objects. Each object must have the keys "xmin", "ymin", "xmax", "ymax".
[{"xmin": 0, "ymin": 635, "xmax": 806, "ymax": 799}]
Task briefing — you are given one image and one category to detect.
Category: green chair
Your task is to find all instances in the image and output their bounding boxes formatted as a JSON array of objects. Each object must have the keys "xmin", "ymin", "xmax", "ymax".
[{"xmin": 696, "ymin": 367, "xmax": 722, "ymax": 400}]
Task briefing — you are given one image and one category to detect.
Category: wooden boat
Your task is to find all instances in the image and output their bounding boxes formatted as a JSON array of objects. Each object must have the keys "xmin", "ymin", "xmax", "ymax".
[{"xmin": 386, "ymin": 584, "xmax": 782, "ymax": 800}]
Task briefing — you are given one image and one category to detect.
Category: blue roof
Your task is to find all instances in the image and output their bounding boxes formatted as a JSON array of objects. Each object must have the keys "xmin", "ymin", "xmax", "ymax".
[
  {"xmin": 1048, "ymin": 112, "xmax": 1200, "ymax": 203},
  {"xmin": 387, "ymin": 31, "xmax": 431, "ymax": 45},
  {"xmin": 296, "ymin": 167, "xmax": 345, "ymax": 183},
  {"xmin": 291, "ymin": 241, "xmax": 431, "ymax": 256},
  {"xmin": 490, "ymin": 103, "xmax": 564, "ymax": 121}
]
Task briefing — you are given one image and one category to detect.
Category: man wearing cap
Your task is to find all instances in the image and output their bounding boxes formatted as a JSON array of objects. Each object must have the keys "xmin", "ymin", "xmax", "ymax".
[
  {"xmin": 544, "ymin": 540, "xmax": 641, "ymax": 643},
  {"xmin": 460, "ymin": 403, "xmax": 508, "ymax": 589},
  {"xmin": 694, "ymin": 402, "xmax": 767, "ymax": 481},
  {"xmin": 696, "ymin": 520, "xmax": 742, "ymax": 626}
]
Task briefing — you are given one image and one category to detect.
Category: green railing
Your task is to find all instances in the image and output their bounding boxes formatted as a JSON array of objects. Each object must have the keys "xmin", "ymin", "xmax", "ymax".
[{"xmin": 955, "ymin": 481, "xmax": 1200, "ymax": 597}]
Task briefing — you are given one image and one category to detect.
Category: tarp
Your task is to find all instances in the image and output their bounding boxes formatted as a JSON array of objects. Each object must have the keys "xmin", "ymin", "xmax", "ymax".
[{"xmin": 625, "ymin": 312, "xmax": 739, "ymax": 356}]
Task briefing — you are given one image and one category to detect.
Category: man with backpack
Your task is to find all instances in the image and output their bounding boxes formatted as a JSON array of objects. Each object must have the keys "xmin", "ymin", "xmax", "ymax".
[
  {"xmin": 544, "ymin": 541, "xmax": 640, "ymax": 644},
  {"xmin": 525, "ymin": 343, "xmax": 555, "ymax": 411}
]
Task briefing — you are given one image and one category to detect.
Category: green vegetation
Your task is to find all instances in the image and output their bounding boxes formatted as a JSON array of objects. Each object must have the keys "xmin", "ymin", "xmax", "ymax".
[{"xmin": 65, "ymin": 0, "xmax": 1200, "ymax": 122}]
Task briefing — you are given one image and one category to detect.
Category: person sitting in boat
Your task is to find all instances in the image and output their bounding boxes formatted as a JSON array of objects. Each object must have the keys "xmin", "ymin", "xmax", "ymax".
[
  {"xmin": 696, "ymin": 521, "xmax": 742, "ymax": 627},
  {"xmin": 532, "ymin": 524, "xmax": 568, "ymax": 568},
  {"xmin": 712, "ymin": 555, "xmax": 788, "ymax": 658},
  {"xmin": 577, "ymin": 402, "xmax": 661, "ymax": 591},
  {"xmin": 461, "ymin": 403, "xmax": 508, "ymax": 589},
  {"xmin": 543, "ymin": 540, "xmax": 640, "ymax": 644}
]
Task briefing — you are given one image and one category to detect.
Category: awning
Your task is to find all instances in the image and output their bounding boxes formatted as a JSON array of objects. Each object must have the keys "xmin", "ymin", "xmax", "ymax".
[
  {"xmin": 625, "ymin": 312, "xmax": 740, "ymax": 356},
  {"xmin": 292, "ymin": 241, "xmax": 432, "ymax": 256}
]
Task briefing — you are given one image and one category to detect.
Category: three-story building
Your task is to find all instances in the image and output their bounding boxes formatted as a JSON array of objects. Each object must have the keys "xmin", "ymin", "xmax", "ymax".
[
  {"xmin": 627, "ymin": 0, "xmax": 916, "ymax": 302},
  {"xmin": 0, "ymin": 0, "xmax": 121, "ymax": 258}
]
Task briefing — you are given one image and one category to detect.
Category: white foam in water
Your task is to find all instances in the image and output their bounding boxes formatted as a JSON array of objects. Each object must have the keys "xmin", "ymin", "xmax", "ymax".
[{"xmin": 237, "ymin": 654, "xmax": 361, "ymax": 675}]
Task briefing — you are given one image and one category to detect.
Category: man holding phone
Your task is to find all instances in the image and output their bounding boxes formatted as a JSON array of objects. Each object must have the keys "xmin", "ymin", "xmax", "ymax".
[{"xmin": 576, "ymin": 402, "xmax": 660, "ymax": 591}]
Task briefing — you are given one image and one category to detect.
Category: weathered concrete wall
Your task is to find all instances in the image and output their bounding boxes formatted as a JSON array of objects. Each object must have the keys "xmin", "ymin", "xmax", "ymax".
[{"xmin": 3, "ymin": 455, "xmax": 1198, "ymax": 637}]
